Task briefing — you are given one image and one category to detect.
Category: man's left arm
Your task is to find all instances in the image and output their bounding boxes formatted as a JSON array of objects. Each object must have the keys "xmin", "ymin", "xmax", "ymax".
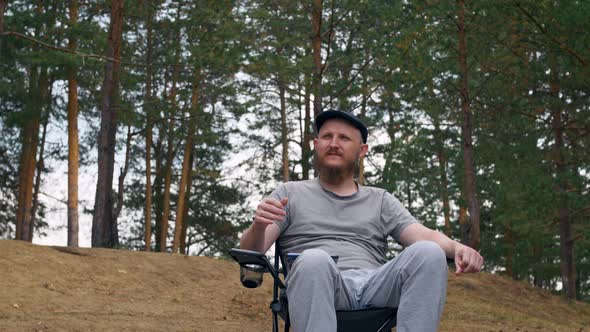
[{"xmin": 398, "ymin": 223, "xmax": 484, "ymax": 275}]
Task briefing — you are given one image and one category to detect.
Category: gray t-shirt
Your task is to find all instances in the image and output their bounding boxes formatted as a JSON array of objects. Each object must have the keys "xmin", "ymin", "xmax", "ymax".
[{"xmin": 270, "ymin": 178, "xmax": 418, "ymax": 270}]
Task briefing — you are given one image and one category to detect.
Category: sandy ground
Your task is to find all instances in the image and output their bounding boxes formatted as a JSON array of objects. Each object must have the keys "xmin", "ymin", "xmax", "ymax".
[{"xmin": 1, "ymin": 240, "xmax": 589, "ymax": 331}]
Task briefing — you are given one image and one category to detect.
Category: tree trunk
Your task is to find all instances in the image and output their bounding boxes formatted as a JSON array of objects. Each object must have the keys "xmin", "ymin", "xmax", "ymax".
[
  {"xmin": 172, "ymin": 69, "xmax": 199, "ymax": 254},
  {"xmin": 301, "ymin": 68, "xmax": 312, "ymax": 180},
  {"xmin": 310, "ymin": 0, "xmax": 322, "ymax": 116},
  {"xmin": 30, "ymin": 100, "xmax": 49, "ymax": 242},
  {"xmin": 458, "ymin": 204, "xmax": 469, "ymax": 243},
  {"xmin": 92, "ymin": 0, "xmax": 124, "ymax": 248},
  {"xmin": 159, "ymin": 119, "xmax": 175, "ymax": 252},
  {"xmin": 172, "ymin": 132, "xmax": 194, "ymax": 254},
  {"xmin": 143, "ymin": 0, "xmax": 155, "ymax": 252},
  {"xmin": 153, "ymin": 133, "xmax": 164, "ymax": 252},
  {"xmin": 406, "ymin": 182, "xmax": 412, "ymax": 215},
  {"xmin": 145, "ymin": 121, "xmax": 153, "ymax": 251},
  {"xmin": 434, "ymin": 120, "xmax": 451, "ymax": 237},
  {"xmin": 158, "ymin": 14, "xmax": 182, "ymax": 252},
  {"xmin": 279, "ymin": 78, "xmax": 289, "ymax": 182},
  {"xmin": 0, "ymin": 0, "xmax": 6, "ymax": 47},
  {"xmin": 532, "ymin": 243, "xmax": 544, "ymax": 288},
  {"xmin": 67, "ymin": 0, "xmax": 79, "ymax": 247},
  {"xmin": 113, "ymin": 125, "xmax": 132, "ymax": 224},
  {"xmin": 180, "ymin": 151, "xmax": 194, "ymax": 255},
  {"xmin": 383, "ymin": 107, "xmax": 397, "ymax": 189},
  {"xmin": 502, "ymin": 16, "xmax": 520, "ymax": 277},
  {"xmin": 0, "ymin": 0, "xmax": 6, "ymax": 52},
  {"xmin": 0, "ymin": 0, "xmax": 5, "ymax": 30},
  {"xmin": 457, "ymin": 0, "xmax": 481, "ymax": 250},
  {"xmin": 16, "ymin": 65, "xmax": 43, "ymax": 242},
  {"xmin": 16, "ymin": 1, "xmax": 46, "ymax": 242},
  {"xmin": 16, "ymin": 117, "xmax": 40, "ymax": 241},
  {"xmin": 504, "ymin": 225, "xmax": 514, "ymax": 277},
  {"xmin": 28, "ymin": 69, "xmax": 49, "ymax": 242},
  {"xmin": 550, "ymin": 58, "xmax": 576, "ymax": 301},
  {"xmin": 357, "ymin": 54, "xmax": 369, "ymax": 185}
]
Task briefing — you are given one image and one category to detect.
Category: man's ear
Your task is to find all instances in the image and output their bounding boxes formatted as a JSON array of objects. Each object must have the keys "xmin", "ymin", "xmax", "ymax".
[{"xmin": 359, "ymin": 144, "xmax": 369, "ymax": 158}]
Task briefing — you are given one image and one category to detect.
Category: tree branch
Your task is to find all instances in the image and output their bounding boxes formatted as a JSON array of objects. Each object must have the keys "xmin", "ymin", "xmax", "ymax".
[
  {"xmin": 514, "ymin": 2, "xmax": 587, "ymax": 66},
  {"xmin": 0, "ymin": 30, "xmax": 128, "ymax": 64}
]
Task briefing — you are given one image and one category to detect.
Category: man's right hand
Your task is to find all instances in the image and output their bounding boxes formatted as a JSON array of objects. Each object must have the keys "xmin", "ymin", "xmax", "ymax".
[
  {"xmin": 241, "ymin": 197, "xmax": 288, "ymax": 253},
  {"xmin": 252, "ymin": 197, "xmax": 288, "ymax": 230}
]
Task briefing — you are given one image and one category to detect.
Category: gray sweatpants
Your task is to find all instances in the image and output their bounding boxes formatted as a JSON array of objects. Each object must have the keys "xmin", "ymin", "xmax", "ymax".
[{"xmin": 285, "ymin": 241, "xmax": 448, "ymax": 332}]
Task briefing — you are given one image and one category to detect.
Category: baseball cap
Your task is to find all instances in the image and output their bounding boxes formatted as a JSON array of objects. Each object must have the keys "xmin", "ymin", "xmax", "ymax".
[{"xmin": 314, "ymin": 110, "xmax": 368, "ymax": 143}]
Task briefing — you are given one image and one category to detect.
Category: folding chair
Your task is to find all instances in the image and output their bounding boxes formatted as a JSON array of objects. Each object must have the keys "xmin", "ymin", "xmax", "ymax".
[{"xmin": 229, "ymin": 243, "xmax": 397, "ymax": 332}]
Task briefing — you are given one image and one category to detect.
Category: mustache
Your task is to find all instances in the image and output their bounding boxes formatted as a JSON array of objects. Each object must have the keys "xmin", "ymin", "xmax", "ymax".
[{"xmin": 325, "ymin": 148, "xmax": 342, "ymax": 156}]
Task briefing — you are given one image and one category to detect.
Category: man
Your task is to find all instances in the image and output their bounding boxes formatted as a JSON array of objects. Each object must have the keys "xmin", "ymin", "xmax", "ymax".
[{"xmin": 240, "ymin": 110, "xmax": 483, "ymax": 332}]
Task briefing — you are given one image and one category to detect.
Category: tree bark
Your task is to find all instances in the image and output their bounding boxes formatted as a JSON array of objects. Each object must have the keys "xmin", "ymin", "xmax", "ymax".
[
  {"xmin": 172, "ymin": 69, "xmax": 199, "ymax": 254},
  {"xmin": 143, "ymin": 0, "xmax": 155, "ymax": 252},
  {"xmin": 159, "ymin": 118, "xmax": 175, "ymax": 252},
  {"xmin": 279, "ymin": 77, "xmax": 289, "ymax": 182},
  {"xmin": 15, "ymin": 1, "xmax": 45, "ymax": 242},
  {"xmin": 179, "ymin": 151, "xmax": 194, "ymax": 255},
  {"xmin": 457, "ymin": 0, "xmax": 481, "ymax": 250},
  {"xmin": 16, "ymin": 66, "xmax": 45, "ymax": 242},
  {"xmin": 383, "ymin": 107, "xmax": 397, "ymax": 188},
  {"xmin": 16, "ymin": 115, "xmax": 40, "ymax": 241},
  {"xmin": 158, "ymin": 10, "xmax": 182, "ymax": 252},
  {"xmin": 502, "ymin": 16, "xmax": 520, "ymax": 278},
  {"xmin": 504, "ymin": 225, "xmax": 514, "ymax": 277},
  {"xmin": 0, "ymin": 0, "xmax": 6, "ymax": 53},
  {"xmin": 30, "ymin": 93, "xmax": 50, "ymax": 242},
  {"xmin": 0, "ymin": 0, "xmax": 6, "ymax": 34},
  {"xmin": 357, "ymin": 51, "xmax": 369, "ymax": 185},
  {"xmin": 550, "ymin": 58, "xmax": 576, "ymax": 301},
  {"xmin": 532, "ymin": 243, "xmax": 543, "ymax": 288},
  {"xmin": 301, "ymin": 68, "xmax": 312, "ymax": 180},
  {"xmin": 406, "ymin": 182, "xmax": 412, "ymax": 215},
  {"xmin": 67, "ymin": 0, "xmax": 79, "ymax": 247},
  {"xmin": 92, "ymin": 0, "xmax": 124, "ymax": 248},
  {"xmin": 29, "ymin": 82, "xmax": 50, "ymax": 242},
  {"xmin": 310, "ymin": 0, "xmax": 323, "ymax": 116},
  {"xmin": 171, "ymin": 131, "xmax": 194, "ymax": 254},
  {"xmin": 145, "ymin": 119, "xmax": 153, "ymax": 251},
  {"xmin": 153, "ymin": 133, "xmax": 164, "ymax": 252},
  {"xmin": 434, "ymin": 120, "xmax": 451, "ymax": 237},
  {"xmin": 113, "ymin": 125, "xmax": 132, "ymax": 224}
]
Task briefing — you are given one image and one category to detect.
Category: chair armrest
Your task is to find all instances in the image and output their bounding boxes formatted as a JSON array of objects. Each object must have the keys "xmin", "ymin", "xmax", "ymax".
[
  {"xmin": 229, "ymin": 248, "xmax": 285, "ymax": 289},
  {"xmin": 229, "ymin": 248, "xmax": 270, "ymax": 270}
]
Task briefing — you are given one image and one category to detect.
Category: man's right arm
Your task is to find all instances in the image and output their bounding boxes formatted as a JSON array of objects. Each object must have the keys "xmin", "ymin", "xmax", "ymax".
[
  {"xmin": 239, "ymin": 223, "xmax": 280, "ymax": 253},
  {"xmin": 239, "ymin": 197, "xmax": 288, "ymax": 254}
]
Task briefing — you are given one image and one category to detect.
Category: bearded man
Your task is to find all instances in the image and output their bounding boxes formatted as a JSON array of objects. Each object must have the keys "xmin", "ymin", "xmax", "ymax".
[{"xmin": 240, "ymin": 110, "xmax": 483, "ymax": 332}]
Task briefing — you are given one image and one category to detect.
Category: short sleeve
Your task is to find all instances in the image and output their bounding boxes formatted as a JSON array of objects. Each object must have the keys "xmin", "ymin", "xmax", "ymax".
[
  {"xmin": 269, "ymin": 183, "xmax": 290, "ymax": 234},
  {"xmin": 381, "ymin": 191, "xmax": 418, "ymax": 242}
]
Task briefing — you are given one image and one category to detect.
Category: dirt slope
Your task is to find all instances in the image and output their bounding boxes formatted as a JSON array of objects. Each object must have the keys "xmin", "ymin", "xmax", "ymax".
[{"xmin": 1, "ymin": 240, "xmax": 589, "ymax": 331}]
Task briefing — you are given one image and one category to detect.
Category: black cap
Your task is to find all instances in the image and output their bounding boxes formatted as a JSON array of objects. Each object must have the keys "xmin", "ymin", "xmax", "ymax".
[{"xmin": 315, "ymin": 110, "xmax": 368, "ymax": 143}]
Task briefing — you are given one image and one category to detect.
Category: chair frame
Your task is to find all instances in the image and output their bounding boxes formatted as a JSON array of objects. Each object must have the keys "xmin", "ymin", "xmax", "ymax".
[{"xmin": 229, "ymin": 243, "xmax": 397, "ymax": 332}]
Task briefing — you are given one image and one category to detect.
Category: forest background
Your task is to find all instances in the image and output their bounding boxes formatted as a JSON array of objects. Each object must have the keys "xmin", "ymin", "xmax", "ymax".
[{"xmin": 0, "ymin": 0, "xmax": 588, "ymax": 303}]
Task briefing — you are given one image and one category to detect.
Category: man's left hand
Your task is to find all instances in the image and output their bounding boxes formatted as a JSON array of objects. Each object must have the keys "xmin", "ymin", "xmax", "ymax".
[{"xmin": 454, "ymin": 244, "xmax": 484, "ymax": 275}]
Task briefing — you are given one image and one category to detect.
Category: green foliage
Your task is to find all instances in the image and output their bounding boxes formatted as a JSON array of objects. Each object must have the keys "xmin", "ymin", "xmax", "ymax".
[{"xmin": 0, "ymin": 0, "xmax": 588, "ymax": 300}]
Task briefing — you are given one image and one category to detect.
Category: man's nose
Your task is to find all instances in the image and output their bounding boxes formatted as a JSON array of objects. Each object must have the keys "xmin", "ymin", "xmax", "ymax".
[{"xmin": 328, "ymin": 137, "xmax": 339, "ymax": 147}]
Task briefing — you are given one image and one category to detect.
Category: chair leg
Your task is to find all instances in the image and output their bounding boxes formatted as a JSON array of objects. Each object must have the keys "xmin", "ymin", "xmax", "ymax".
[
  {"xmin": 376, "ymin": 316, "xmax": 394, "ymax": 332},
  {"xmin": 273, "ymin": 312, "xmax": 279, "ymax": 332}
]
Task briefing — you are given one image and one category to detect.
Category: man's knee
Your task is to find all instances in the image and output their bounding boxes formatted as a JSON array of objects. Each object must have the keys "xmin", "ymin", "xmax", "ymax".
[
  {"xmin": 406, "ymin": 241, "xmax": 447, "ymax": 274},
  {"xmin": 288, "ymin": 248, "xmax": 339, "ymax": 283},
  {"xmin": 292, "ymin": 248, "xmax": 335, "ymax": 271}
]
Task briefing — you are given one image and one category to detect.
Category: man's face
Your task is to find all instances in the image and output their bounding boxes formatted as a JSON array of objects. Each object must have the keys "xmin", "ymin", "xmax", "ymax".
[{"xmin": 313, "ymin": 118, "xmax": 368, "ymax": 178}]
